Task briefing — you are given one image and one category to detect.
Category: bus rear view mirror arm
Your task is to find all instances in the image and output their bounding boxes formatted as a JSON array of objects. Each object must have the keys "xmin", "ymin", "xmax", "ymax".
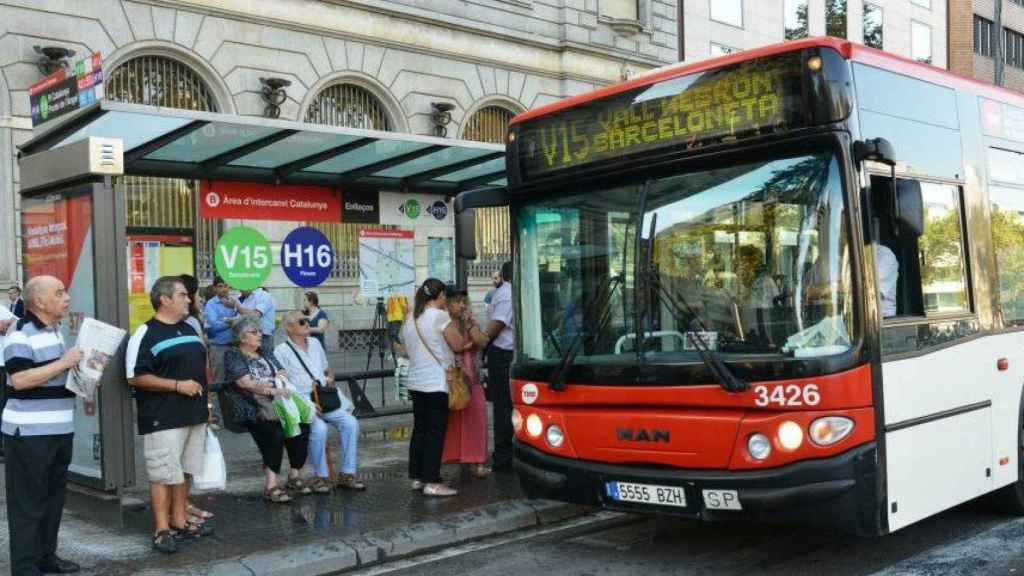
[
  {"xmin": 454, "ymin": 186, "xmax": 510, "ymax": 213},
  {"xmin": 854, "ymin": 138, "xmax": 896, "ymax": 166}
]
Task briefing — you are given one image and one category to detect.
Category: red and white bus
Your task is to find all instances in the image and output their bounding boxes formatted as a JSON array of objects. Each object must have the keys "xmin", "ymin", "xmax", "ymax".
[{"xmin": 456, "ymin": 37, "xmax": 1024, "ymax": 535}]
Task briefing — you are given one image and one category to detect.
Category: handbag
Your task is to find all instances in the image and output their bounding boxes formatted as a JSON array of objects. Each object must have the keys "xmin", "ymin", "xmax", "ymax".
[
  {"xmin": 218, "ymin": 387, "xmax": 258, "ymax": 433},
  {"xmin": 414, "ymin": 314, "xmax": 471, "ymax": 411},
  {"xmin": 285, "ymin": 340, "xmax": 342, "ymax": 413}
]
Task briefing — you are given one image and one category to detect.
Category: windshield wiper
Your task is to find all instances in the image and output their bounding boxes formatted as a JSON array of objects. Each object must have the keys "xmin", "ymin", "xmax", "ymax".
[
  {"xmin": 636, "ymin": 193, "xmax": 748, "ymax": 394},
  {"xmin": 549, "ymin": 273, "xmax": 623, "ymax": 391},
  {"xmin": 641, "ymin": 269, "xmax": 749, "ymax": 392}
]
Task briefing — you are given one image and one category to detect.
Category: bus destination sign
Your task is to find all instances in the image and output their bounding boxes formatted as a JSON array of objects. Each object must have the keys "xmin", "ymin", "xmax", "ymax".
[{"xmin": 516, "ymin": 53, "xmax": 804, "ymax": 180}]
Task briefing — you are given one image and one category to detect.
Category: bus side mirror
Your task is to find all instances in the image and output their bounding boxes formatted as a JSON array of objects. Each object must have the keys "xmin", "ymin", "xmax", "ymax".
[
  {"xmin": 456, "ymin": 208, "xmax": 478, "ymax": 260},
  {"xmin": 896, "ymin": 179, "xmax": 924, "ymax": 237},
  {"xmin": 854, "ymin": 138, "xmax": 896, "ymax": 165}
]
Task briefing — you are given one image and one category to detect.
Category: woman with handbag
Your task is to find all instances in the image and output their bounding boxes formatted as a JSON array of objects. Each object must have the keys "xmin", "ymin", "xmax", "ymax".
[
  {"xmin": 274, "ymin": 311, "xmax": 366, "ymax": 493},
  {"xmin": 400, "ymin": 278, "xmax": 467, "ymax": 497},
  {"xmin": 223, "ymin": 317, "xmax": 312, "ymax": 503},
  {"xmin": 441, "ymin": 289, "xmax": 492, "ymax": 478}
]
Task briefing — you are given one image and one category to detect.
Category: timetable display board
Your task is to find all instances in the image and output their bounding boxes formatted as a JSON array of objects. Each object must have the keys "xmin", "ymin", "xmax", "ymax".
[{"xmin": 516, "ymin": 52, "xmax": 806, "ymax": 181}]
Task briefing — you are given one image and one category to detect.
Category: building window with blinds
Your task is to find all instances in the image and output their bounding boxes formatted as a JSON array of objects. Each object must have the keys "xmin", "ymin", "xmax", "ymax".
[
  {"xmin": 304, "ymin": 83, "xmax": 397, "ymax": 279},
  {"xmin": 106, "ymin": 55, "xmax": 220, "ymax": 279},
  {"xmin": 463, "ymin": 105, "xmax": 515, "ymax": 277}
]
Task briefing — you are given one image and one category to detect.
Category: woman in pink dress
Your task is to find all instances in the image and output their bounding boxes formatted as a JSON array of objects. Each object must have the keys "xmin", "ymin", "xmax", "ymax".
[{"xmin": 442, "ymin": 289, "xmax": 492, "ymax": 478}]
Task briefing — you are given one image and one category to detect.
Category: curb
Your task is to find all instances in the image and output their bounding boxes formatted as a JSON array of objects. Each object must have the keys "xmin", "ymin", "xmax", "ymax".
[{"xmin": 137, "ymin": 500, "xmax": 593, "ymax": 576}]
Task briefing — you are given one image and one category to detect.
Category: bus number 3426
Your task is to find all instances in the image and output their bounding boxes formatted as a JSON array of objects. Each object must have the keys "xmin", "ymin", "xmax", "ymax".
[{"xmin": 753, "ymin": 384, "xmax": 821, "ymax": 407}]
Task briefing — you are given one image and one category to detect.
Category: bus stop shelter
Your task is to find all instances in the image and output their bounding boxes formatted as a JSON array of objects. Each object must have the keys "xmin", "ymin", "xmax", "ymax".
[{"xmin": 15, "ymin": 99, "xmax": 506, "ymax": 522}]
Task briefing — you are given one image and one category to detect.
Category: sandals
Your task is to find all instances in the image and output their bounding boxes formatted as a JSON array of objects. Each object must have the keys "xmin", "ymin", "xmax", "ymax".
[
  {"xmin": 171, "ymin": 519, "xmax": 214, "ymax": 540},
  {"xmin": 186, "ymin": 504, "xmax": 214, "ymax": 520},
  {"xmin": 263, "ymin": 486, "xmax": 292, "ymax": 503},
  {"xmin": 287, "ymin": 476, "xmax": 313, "ymax": 495},
  {"xmin": 152, "ymin": 530, "xmax": 177, "ymax": 554},
  {"xmin": 336, "ymin": 473, "xmax": 367, "ymax": 491},
  {"xmin": 310, "ymin": 477, "xmax": 333, "ymax": 494}
]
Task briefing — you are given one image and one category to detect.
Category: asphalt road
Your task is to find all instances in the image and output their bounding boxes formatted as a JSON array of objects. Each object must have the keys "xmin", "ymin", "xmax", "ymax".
[{"xmin": 365, "ymin": 496, "xmax": 1024, "ymax": 576}]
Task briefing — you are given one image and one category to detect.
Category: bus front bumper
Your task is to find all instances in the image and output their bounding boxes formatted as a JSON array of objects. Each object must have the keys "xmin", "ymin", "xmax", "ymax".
[{"xmin": 514, "ymin": 440, "xmax": 881, "ymax": 535}]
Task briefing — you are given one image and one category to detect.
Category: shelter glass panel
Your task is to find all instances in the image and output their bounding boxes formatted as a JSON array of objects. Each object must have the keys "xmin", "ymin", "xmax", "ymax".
[{"xmin": 229, "ymin": 132, "xmax": 361, "ymax": 169}]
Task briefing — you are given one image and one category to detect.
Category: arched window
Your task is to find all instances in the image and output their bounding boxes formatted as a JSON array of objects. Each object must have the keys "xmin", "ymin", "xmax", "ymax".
[
  {"xmin": 463, "ymin": 105, "xmax": 515, "ymax": 276},
  {"xmin": 107, "ymin": 55, "xmax": 220, "ymax": 277},
  {"xmin": 304, "ymin": 83, "xmax": 392, "ymax": 131},
  {"xmin": 304, "ymin": 83, "xmax": 397, "ymax": 278}
]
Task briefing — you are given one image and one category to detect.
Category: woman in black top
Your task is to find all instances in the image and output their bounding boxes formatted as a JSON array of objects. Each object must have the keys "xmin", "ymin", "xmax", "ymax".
[{"xmin": 224, "ymin": 317, "xmax": 311, "ymax": 503}]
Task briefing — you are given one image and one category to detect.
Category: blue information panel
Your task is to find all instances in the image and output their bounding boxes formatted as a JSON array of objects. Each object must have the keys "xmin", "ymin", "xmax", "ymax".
[{"xmin": 281, "ymin": 226, "xmax": 335, "ymax": 288}]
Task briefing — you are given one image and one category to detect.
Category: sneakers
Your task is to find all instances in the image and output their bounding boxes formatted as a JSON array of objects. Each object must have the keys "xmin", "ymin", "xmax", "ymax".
[
  {"xmin": 422, "ymin": 483, "xmax": 458, "ymax": 497},
  {"xmin": 410, "ymin": 479, "xmax": 424, "ymax": 491}
]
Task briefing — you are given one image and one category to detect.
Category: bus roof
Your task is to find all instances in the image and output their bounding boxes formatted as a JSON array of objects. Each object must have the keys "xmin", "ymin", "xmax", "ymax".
[{"xmin": 511, "ymin": 37, "xmax": 1024, "ymax": 126}]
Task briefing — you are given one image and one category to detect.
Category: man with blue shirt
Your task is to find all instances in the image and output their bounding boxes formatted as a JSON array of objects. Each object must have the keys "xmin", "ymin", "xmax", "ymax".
[
  {"xmin": 236, "ymin": 285, "xmax": 276, "ymax": 352},
  {"xmin": 203, "ymin": 276, "xmax": 238, "ymax": 386},
  {"xmin": 4, "ymin": 275, "xmax": 84, "ymax": 575}
]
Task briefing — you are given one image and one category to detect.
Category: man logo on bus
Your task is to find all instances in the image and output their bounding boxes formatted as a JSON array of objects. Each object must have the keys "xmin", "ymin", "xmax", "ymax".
[
  {"xmin": 617, "ymin": 427, "xmax": 670, "ymax": 443},
  {"xmin": 205, "ymin": 191, "xmax": 221, "ymax": 208},
  {"xmin": 521, "ymin": 383, "xmax": 539, "ymax": 405}
]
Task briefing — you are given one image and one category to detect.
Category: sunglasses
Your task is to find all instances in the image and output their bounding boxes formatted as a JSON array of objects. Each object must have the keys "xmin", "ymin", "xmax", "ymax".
[{"xmin": 296, "ymin": 319, "xmax": 309, "ymax": 326}]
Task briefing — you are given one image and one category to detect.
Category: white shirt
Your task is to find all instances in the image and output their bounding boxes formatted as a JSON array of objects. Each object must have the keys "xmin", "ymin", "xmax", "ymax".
[
  {"xmin": 274, "ymin": 337, "xmax": 354, "ymax": 413},
  {"xmin": 400, "ymin": 307, "xmax": 454, "ymax": 394},
  {"xmin": 0, "ymin": 306, "xmax": 14, "ymax": 368},
  {"xmin": 876, "ymin": 244, "xmax": 899, "ymax": 318}
]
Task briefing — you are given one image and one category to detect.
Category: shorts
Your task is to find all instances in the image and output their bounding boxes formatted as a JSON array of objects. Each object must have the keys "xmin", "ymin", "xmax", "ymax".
[{"xmin": 143, "ymin": 424, "xmax": 207, "ymax": 485}]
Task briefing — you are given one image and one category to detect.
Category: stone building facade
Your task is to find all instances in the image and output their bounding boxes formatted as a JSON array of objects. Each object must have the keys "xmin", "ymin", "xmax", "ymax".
[
  {"xmin": 950, "ymin": 0, "xmax": 1024, "ymax": 92},
  {"xmin": 679, "ymin": 0, "xmax": 948, "ymax": 67},
  {"xmin": 0, "ymin": 0, "xmax": 679, "ymax": 347}
]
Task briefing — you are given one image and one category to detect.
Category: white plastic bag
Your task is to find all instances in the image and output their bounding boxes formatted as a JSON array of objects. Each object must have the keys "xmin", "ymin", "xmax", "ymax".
[{"xmin": 193, "ymin": 429, "xmax": 227, "ymax": 491}]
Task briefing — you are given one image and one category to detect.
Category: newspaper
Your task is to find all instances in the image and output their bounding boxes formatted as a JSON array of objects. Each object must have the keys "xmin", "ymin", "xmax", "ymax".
[{"xmin": 66, "ymin": 317, "xmax": 126, "ymax": 401}]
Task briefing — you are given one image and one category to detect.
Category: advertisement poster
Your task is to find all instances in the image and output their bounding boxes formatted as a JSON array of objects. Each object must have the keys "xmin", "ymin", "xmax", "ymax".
[
  {"xmin": 358, "ymin": 229, "xmax": 415, "ymax": 299},
  {"xmin": 428, "ymin": 237, "xmax": 455, "ymax": 284},
  {"xmin": 21, "ymin": 194, "xmax": 101, "ymax": 479},
  {"xmin": 200, "ymin": 180, "xmax": 341, "ymax": 222},
  {"xmin": 127, "ymin": 239, "xmax": 194, "ymax": 333}
]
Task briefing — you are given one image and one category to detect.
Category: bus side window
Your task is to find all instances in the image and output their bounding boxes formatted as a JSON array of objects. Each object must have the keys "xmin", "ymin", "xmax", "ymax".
[
  {"xmin": 870, "ymin": 176, "xmax": 924, "ymax": 318},
  {"xmin": 870, "ymin": 177, "xmax": 971, "ymax": 319}
]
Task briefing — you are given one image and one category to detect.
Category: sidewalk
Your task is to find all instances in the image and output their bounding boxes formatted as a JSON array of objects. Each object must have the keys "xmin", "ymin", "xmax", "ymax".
[{"xmin": 0, "ymin": 414, "xmax": 591, "ymax": 575}]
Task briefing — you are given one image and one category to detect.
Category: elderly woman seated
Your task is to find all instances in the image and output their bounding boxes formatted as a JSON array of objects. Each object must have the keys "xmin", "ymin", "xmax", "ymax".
[
  {"xmin": 274, "ymin": 310, "xmax": 365, "ymax": 492},
  {"xmin": 223, "ymin": 316, "xmax": 311, "ymax": 503}
]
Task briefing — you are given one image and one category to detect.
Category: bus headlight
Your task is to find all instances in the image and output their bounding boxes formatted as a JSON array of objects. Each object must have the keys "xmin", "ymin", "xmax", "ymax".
[
  {"xmin": 809, "ymin": 416, "xmax": 855, "ymax": 446},
  {"xmin": 777, "ymin": 421, "xmax": 804, "ymax": 451},
  {"xmin": 546, "ymin": 425, "xmax": 565, "ymax": 448},
  {"xmin": 526, "ymin": 414, "xmax": 544, "ymax": 438},
  {"xmin": 748, "ymin": 433, "xmax": 771, "ymax": 460},
  {"xmin": 512, "ymin": 409, "xmax": 523, "ymax": 434}
]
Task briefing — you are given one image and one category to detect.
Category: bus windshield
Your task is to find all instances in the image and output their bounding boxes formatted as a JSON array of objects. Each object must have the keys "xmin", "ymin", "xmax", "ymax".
[{"xmin": 517, "ymin": 150, "xmax": 855, "ymax": 366}]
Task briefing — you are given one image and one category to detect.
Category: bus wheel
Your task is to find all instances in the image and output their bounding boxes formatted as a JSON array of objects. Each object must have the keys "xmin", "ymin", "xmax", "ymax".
[{"xmin": 992, "ymin": 408, "xmax": 1024, "ymax": 515}]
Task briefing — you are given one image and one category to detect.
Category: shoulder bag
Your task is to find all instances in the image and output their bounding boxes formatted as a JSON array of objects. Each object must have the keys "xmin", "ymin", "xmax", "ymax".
[
  {"xmin": 285, "ymin": 340, "xmax": 342, "ymax": 413},
  {"xmin": 414, "ymin": 314, "xmax": 471, "ymax": 411}
]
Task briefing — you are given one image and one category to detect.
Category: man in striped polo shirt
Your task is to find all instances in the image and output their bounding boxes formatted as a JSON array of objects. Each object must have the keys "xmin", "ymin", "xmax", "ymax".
[{"xmin": 3, "ymin": 275, "xmax": 84, "ymax": 575}]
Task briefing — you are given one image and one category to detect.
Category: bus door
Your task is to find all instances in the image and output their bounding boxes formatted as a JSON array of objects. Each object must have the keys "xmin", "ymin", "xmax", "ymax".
[{"xmin": 867, "ymin": 175, "xmax": 994, "ymax": 531}]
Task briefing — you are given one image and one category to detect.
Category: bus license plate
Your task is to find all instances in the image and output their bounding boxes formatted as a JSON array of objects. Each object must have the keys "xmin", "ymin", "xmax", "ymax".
[
  {"xmin": 702, "ymin": 489, "xmax": 742, "ymax": 510},
  {"xmin": 605, "ymin": 481, "xmax": 687, "ymax": 508}
]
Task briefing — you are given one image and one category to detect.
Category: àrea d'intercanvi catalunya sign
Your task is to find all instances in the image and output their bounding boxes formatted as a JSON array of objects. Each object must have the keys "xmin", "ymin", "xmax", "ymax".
[{"xmin": 200, "ymin": 181, "xmax": 342, "ymax": 222}]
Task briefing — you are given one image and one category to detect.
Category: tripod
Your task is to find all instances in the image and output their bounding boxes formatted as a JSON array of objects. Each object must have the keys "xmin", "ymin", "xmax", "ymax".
[{"xmin": 365, "ymin": 297, "xmax": 390, "ymax": 407}]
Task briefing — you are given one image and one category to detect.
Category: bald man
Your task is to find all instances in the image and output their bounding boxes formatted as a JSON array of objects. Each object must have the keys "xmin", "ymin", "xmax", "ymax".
[{"xmin": 4, "ymin": 275, "xmax": 84, "ymax": 575}]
